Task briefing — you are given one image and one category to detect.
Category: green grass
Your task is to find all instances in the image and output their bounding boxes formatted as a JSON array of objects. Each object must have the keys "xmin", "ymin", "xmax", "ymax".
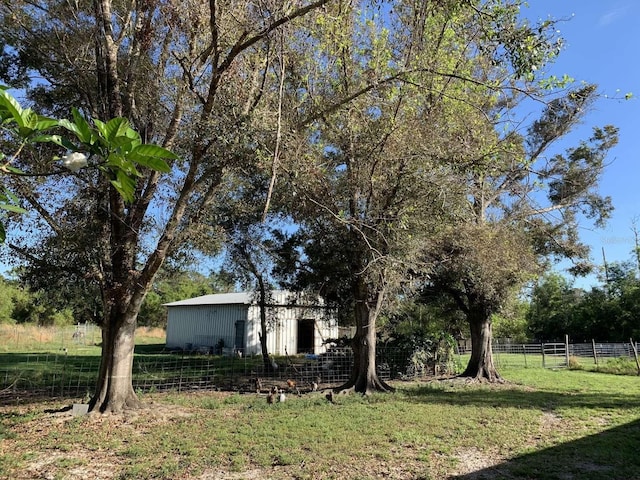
[{"xmin": 1, "ymin": 366, "xmax": 639, "ymax": 479}]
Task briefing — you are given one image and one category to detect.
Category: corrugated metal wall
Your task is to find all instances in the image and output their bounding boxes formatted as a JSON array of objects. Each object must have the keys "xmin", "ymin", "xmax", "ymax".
[
  {"xmin": 166, "ymin": 291, "xmax": 338, "ymax": 355},
  {"xmin": 245, "ymin": 301, "xmax": 338, "ymax": 355},
  {"xmin": 166, "ymin": 304, "xmax": 249, "ymax": 352}
]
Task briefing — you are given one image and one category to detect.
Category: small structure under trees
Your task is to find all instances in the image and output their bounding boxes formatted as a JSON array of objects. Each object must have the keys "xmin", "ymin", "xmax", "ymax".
[{"xmin": 165, "ymin": 291, "xmax": 338, "ymax": 356}]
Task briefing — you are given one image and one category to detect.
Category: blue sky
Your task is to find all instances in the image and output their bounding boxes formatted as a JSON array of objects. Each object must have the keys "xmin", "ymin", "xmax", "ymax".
[{"xmin": 522, "ymin": 1, "xmax": 640, "ymax": 288}]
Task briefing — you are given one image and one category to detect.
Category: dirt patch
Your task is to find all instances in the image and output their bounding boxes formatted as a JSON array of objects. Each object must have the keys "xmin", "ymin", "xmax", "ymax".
[{"xmin": 449, "ymin": 447, "xmax": 505, "ymax": 478}]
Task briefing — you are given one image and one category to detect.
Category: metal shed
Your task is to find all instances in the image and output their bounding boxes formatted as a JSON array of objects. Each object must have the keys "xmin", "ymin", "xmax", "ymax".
[{"xmin": 164, "ymin": 290, "xmax": 338, "ymax": 355}]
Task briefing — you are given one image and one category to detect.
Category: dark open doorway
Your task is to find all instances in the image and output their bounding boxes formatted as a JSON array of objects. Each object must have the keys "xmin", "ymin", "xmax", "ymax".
[{"xmin": 297, "ymin": 319, "xmax": 315, "ymax": 354}]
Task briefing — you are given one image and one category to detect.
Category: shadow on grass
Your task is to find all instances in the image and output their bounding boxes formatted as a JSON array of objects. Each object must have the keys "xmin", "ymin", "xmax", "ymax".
[
  {"xmin": 403, "ymin": 383, "xmax": 640, "ymax": 412},
  {"xmin": 448, "ymin": 418, "xmax": 640, "ymax": 480},
  {"xmin": 134, "ymin": 343, "xmax": 167, "ymax": 355}
]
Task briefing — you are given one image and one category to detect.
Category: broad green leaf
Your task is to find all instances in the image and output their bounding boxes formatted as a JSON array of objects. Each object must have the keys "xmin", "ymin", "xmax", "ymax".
[
  {"xmin": 128, "ymin": 154, "xmax": 171, "ymax": 173},
  {"xmin": 105, "ymin": 153, "xmax": 140, "ymax": 177},
  {"xmin": 110, "ymin": 135, "xmax": 136, "ymax": 153},
  {"xmin": 71, "ymin": 108, "xmax": 93, "ymax": 143},
  {"xmin": 124, "ymin": 125, "xmax": 141, "ymax": 141},
  {"xmin": 22, "ymin": 109, "xmax": 38, "ymax": 129},
  {"xmin": 59, "ymin": 118, "xmax": 83, "ymax": 138},
  {"xmin": 131, "ymin": 144, "xmax": 178, "ymax": 160},
  {"xmin": 104, "ymin": 117, "xmax": 131, "ymax": 141},
  {"xmin": 93, "ymin": 118, "xmax": 107, "ymax": 139},
  {"xmin": 4, "ymin": 165, "xmax": 25, "ymax": 175},
  {"xmin": 34, "ymin": 117, "xmax": 59, "ymax": 130},
  {"xmin": 0, "ymin": 203, "xmax": 28, "ymax": 213},
  {"xmin": 36, "ymin": 134, "xmax": 77, "ymax": 151},
  {"xmin": 110, "ymin": 169, "xmax": 136, "ymax": 203},
  {"xmin": 0, "ymin": 90, "xmax": 24, "ymax": 126},
  {"xmin": 18, "ymin": 126, "xmax": 35, "ymax": 137}
]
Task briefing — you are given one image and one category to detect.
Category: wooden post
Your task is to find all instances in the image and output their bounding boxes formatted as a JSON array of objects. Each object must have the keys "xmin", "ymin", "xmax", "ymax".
[
  {"xmin": 541, "ymin": 343, "xmax": 546, "ymax": 368},
  {"xmin": 592, "ymin": 339, "xmax": 598, "ymax": 365},
  {"xmin": 565, "ymin": 334, "xmax": 570, "ymax": 368},
  {"xmin": 630, "ymin": 338, "xmax": 640, "ymax": 376},
  {"xmin": 522, "ymin": 344, "xmax": 527, "ymax": 368}
]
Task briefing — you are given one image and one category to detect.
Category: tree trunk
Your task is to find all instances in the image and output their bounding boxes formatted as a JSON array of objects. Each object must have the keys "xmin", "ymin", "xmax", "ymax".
[
  {"xmin": 257, "ymin": 280, "xmax": 275, "ymax": 373},
  {"xmin": 89, "ymin": 307, "xmax": 141, "ymax": 412},
  {"xmin": 460, "ymin": 307, "xmax": 503, "ymax": 382},
  {"xmin": 337, "ymin": 281, "xmax": 393, "ymax": 395}
]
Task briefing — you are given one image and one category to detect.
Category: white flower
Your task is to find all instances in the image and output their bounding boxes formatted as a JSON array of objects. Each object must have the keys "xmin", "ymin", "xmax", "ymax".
[{"xmin": 61, "ymin": 152, "xmax": 88, "ymax": 172}]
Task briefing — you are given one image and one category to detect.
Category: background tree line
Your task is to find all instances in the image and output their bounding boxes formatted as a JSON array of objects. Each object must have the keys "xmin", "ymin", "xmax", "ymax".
[{"xmin": 3, "ymin": 255, "xmax": 639, "ymax": 346}]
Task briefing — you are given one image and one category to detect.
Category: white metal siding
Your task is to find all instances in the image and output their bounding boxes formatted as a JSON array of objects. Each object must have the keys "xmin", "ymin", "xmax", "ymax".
[
  {"xmin": 166, "ymin": 304, "xmax": 249, "ymax": 351},
  {"xmin": 165, "ymin": 290, "xmax": 338, "ymax": 355},
  {"xmin": 245, "ymin": 303, "xmax": 338, "ymax": 356}
]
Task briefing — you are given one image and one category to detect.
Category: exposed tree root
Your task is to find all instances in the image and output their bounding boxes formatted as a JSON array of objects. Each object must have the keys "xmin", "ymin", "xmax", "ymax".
[
  {"xmin": 336, "ymin": 375, "xmax": 395, "ymax": 395},
  {"xmin": 457, "ymin": 370, "xmax": 505, "ymax": 384}
]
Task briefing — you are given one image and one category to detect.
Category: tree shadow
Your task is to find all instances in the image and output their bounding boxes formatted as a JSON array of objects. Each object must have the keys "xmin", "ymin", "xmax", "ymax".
[
  {"xmin": 133, "ymin": 343, "xmax": 167, "ymax": 355},
  {"xmin": 403, "ymin": 380, "xmax": 640, "ymax": 479},
  {"xmin": 448, "ymin": 418, "xmax": 640, "ymax": 480}
]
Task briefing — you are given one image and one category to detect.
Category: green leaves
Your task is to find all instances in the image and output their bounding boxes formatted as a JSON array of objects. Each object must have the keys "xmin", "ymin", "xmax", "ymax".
[
  {"xmin": 0, "ymin": 87, "xmax": 59, "ymax": 138},
  {"xmin": 127, "ymin": 145, "xmax": 175, "ymax": 173},
  {"xmin": 57, "ymin": 110, "xmax": 176, "ymax": 202},
  {"xmin": 0, "ymin": 89, "xmax": 179, "ymax": 240},
  {"xmin": 0, "ymin": 187, "xmax": 27, "ymax": 242}
]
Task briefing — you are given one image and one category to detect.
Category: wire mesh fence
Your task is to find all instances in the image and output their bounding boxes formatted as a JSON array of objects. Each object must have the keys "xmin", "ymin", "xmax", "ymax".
[
  {"xmin": 0, "ymin": 345, "xmax": 452, "ymax": 404},
  {"xmin": 1, "ymin": 338, "xmax": 637, "ymax": 404}
]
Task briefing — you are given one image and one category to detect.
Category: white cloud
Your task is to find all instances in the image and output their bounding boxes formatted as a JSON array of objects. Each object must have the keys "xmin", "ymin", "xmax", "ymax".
[{"xmin": 598, "ymin": 5, "xmax": 630, "ymax": 26}]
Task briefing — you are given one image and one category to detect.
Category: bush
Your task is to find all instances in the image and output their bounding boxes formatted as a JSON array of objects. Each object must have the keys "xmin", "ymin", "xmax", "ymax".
[
  {"xmin": 595, "ymin": 357, "xmax": 639, "ymax": 376},
  {"xmin": 567, "ymin": 356, "xmax": 583, "ymax": 370},
  {"xmin": 50, "ymin": 308, "xmax": 75, "ymax": 327},
  {"xmin": 378, "ymin": 332, "xmax": 457, "ymax": 378}
]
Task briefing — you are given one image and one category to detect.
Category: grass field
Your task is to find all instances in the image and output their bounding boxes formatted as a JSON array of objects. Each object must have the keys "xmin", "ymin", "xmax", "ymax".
[
  {"xmin": 0, "ymin": 324, "xmax": 166, "ymax": 354},
  {"xmin": 1, "ymin": 366, "xmax": 639, "ymax": 480}
]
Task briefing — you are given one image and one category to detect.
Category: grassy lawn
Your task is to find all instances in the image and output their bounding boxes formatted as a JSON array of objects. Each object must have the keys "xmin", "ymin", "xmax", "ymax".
[{"xmin": 1, "ymin": 366, "xmax": 639, "ymax": 480}]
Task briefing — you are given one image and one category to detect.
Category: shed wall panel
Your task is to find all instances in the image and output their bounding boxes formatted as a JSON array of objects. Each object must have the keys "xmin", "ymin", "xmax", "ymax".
[
  {"xmin": 245, "ymin": 304, "xmax": 338, "ymax": 356},
  {"xmin": 165, "ymin": 290, "xmax": 338, "ymax": 356},
  {"xmin": 166, "ymin": 304, "xmax": 248, "ymax": 351}
]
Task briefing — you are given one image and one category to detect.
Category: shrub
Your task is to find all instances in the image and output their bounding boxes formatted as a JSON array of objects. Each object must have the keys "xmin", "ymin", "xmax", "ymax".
[
  {"xmin": 567, "ymin": 356, "xmax": 583, "ymax": 370},
  {"xmin": 595, "ymin": 357, "xmax": 639, "ymax": 376}
]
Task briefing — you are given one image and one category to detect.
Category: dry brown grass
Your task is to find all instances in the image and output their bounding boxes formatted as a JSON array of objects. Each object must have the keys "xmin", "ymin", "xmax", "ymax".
[
  {"xmin": 0, "ymin": 324, "xmax": 57, "ymax": 351},
  {"xmin": 0, "ymin": 324, "xmax": 166, "ymax": 353},
  {"xmin": 135, "ymin": 326, "xmax": 166, "ymax": 339}
]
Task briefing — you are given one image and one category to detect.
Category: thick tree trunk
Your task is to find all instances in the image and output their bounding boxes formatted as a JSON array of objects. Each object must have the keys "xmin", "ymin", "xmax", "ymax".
[
  {"xmin": 337, "ymin": 281, "xmax": 393, "ymax": 395},
  {"xmin": 259, "ymin": 331, "xmax": 275, "ymax": 373},
  {"xmin": 460, "ymin": 307, "xmax": 503, "ymax": 382},
  {"xmin": 89, "ymin": 308, "xmax": 141, "ymax": 412},
  {"xmin": 257, "ymin": 281, "xmax": 275, "ymax": 373}
]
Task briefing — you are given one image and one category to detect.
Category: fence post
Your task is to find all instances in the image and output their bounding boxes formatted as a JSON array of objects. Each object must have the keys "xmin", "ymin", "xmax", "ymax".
[
  {"xmin": 592, "ymin": 339, "xmax": 598, "ymax": 365},
  {"xmin": 522, "ymin": 344, "xmax": 527, "ymax": 368},
  {"xmin": 630, "ymin": 338, "xmax": 640, "ymax": 375},
  {"xmin": 541, "ymin": 343, "xmax": 545, "ymax": 368},
  {"xmin": 564, "ymin": 335, "xmax": 569, "ymax": 367}
]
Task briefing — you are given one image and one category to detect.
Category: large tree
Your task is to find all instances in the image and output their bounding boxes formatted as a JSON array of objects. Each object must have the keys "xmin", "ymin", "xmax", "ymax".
[
  {"xmin": 273, "ymin": 1, "xmax": 506, "ymax": 393},
  {"xmin": 0, "ymin": 0, "xmax": 332, "ymax": 412},
  {"xmin": 422, "ymin": 83, "xmax": 618, "ymax": 381},
  {"xmin": 274, "ymin": 0, "xmax": 586, "ymax": 392}
]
